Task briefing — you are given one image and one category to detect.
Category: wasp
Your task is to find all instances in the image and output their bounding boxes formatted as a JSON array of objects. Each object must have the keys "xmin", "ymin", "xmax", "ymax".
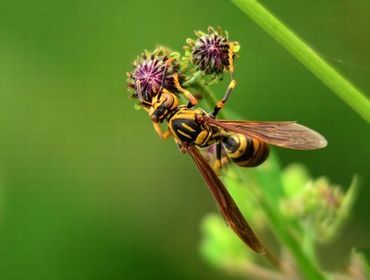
[
  {"xmin": 136, "ymin": 80, "xmax": 327, "ymax": 256},
  {"xmin": 130, "ymin": 38, "xmax": 326, "ymax": 258}
]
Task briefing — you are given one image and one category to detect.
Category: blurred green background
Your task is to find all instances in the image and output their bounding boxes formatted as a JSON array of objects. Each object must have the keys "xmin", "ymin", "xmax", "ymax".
[{"xmin": 0, "ymin": 0, "xmax": 369, "ymax": 279}]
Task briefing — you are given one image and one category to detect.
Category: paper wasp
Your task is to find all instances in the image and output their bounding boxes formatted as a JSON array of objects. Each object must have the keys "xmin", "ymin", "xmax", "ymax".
[
  {"xmin": 134, "ymin": 83, "xmax": 327, "ymax": 257},
  {"xmin": 130, "ymin": 41, "xmax": 326, "ymax": 258}
]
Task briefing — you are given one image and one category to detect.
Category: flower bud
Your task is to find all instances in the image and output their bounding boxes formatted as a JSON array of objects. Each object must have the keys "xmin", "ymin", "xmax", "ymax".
[
  {"xmin": 127, "ymin": 48, "xmax": 182, "ymax": 103},
  {"xmin": 186, "ymin": 27, "xmax": 239, "ymax": 76}
]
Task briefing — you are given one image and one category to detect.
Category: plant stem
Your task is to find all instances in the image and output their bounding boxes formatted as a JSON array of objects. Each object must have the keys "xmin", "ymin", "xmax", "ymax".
[
  {"xmin": 231, "ymin": 0, "xmax": 370, "ymax": 123},
  {"xmin": 233, "ymin": 169, "xmax": 326, "ymax": 280},
  {"xmin": 183, "ymin": 71, "xmax": 203, "ymax": 87},
  {"xmin": 257, "ymin": 196, "xmax": 326, "ymax": 280},
  {"xmin": 194, "ymin": 82, "xmax": 226, "ymax": 119}
]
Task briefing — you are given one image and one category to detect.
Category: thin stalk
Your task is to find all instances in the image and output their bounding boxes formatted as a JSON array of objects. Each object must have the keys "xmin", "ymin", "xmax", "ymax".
[
  {"xmin": 257, "ymin": 195, "xmax": 326, "ymax": 280},
  {"xmin": 231, "ymin": 0, "xmax": 370, "ymax": 123},
  {"xmin": 232, "ymin": 167, "xmax": 326, "ymax": 280},
  {"xmin": 194, "ymin": 82, "xmax": 226, "ymax": 119},
  {"xmin": 302, "ymin": 222, "xmax": 318, "ymax": 264},
  {"xmin": 183, "ymin": 71, "xmax": 203, "ymax": 87}
]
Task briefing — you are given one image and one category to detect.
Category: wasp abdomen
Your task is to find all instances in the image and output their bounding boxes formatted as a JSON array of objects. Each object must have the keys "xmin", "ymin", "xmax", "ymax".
[{"xmin": 222, "ymin": 134, "xmax": 269, "ymax": 167}]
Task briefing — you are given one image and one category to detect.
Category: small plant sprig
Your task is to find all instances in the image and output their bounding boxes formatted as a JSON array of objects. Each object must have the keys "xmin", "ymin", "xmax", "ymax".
[{"xmin": 200, "ymin": 161, "xmax": 362, "ymax": 279}]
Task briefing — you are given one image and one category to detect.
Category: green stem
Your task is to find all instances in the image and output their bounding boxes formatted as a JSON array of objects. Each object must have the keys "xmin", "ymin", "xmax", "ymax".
[
  {"xmin": 302, "ymin": 222, "xmax": 318, "ymax": 264},
  {"xmin": 183, "ymin": 71, "xmax": 203, "ymax": 87},
  {"xmin": 231, "ymin": 0, "xmax": 370, "ymax": 123},
  {"xmin": 259, "ymin": 197, "xmax": 326, "ymax": 280},
  {"xmin": 236, "ymin": 171, "xmax": 326, "ymax": 280},
  {"xmin": 194, "ymin": 82, "xmax": 226, "ymax": 119}
]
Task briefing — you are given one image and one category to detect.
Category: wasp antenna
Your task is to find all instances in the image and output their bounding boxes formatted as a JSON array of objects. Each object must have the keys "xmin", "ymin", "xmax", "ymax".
[
  {"xmin": 157, "ymin": 90, "xmax": 163, "ymax": 100},
  {"xmin": 140, "ymin": 100, "xmax": 153, "ymax": 106},
  {"xmin": 157, "ymin": 57, "xmax": 172, "ymax": 99},
  {"xmin": 135, "ymin": 79, "xmax": 144, "ymax": 102}
]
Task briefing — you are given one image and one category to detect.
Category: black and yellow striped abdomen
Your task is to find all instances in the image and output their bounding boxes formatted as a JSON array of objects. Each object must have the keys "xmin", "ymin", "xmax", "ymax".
[
  {"xmin": 222, "ymin": 133, "xmax": 269, "ymax": 167},
  {"xmin": 168, "ymin": 108, "xmax": 220, "ymax": 147}
]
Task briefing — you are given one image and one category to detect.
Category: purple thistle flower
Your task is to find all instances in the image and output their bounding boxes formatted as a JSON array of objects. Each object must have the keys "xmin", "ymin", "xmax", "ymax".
[
  {"xmin": 186, "ymin": 27, "xmax": 239, "ymax": 76},
  {"xmin": 127, "ymin": 49, "xmax": 182, "ymax": 103}
]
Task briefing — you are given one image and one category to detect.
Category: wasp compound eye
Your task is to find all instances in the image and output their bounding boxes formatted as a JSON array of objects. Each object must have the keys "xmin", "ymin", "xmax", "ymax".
[{"xmin": 127, "ymin": 48, "xmax": 183, "ymax": 103}]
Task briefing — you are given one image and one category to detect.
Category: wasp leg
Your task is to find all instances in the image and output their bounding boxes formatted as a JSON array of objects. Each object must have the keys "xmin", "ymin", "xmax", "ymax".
[
  {"xmin": 212, "ymin": 79, "xmax": 236, "ymax": 117},
  {"xmin": 136, "ymin": 80, "xmax": 149, "ymax": 107},
  {"xmin": 152, "ymin": 122, "xmax": 172, "ymax": 140},
  {"xmin": 157, "ymin": 57, "xmax": 175, "ymax": 97},
  {"xmin": 212, "ymin": 141, "xmax": 223, "ymax": 174},
  {"xmin": 173, "ymin": 73, "xmax": 198, "ymax": 108},
  {"xmin": 227, "ymin": 42, "xmax": 236, "ymax": 76},
  {"xmin": 212, "ymin": 42, "xmax": 237, "ymax": 118},
  {"xmin": 175, "ymin": 139, "xmax": 188, "ymax": 153}
]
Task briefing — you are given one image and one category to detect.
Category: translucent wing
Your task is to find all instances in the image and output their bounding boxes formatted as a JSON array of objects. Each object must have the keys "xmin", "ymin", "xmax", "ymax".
[
  {"xmin": 185, "ymin": 144, "xmax": 265, "ymax": 254},
  {"xmin": 203, "ymin": 117, "xmax": 327, "ymax": 150}
]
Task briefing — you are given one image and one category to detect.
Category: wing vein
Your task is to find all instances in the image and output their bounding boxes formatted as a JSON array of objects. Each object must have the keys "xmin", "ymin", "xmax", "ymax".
[{"xmin": 186, "ymin": 145, "xmax": 265, "ymax": 254}]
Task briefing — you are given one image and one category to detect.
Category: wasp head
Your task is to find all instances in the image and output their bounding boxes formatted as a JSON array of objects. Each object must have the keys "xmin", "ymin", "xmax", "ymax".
[{"xmin": 149, "ymin": 90, "xmax": 179, "ymax": 122}]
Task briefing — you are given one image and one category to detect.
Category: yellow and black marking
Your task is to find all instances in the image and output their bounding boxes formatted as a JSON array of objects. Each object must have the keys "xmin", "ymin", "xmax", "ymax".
[
  {"xmin": 149, "ymin": 89, "xmax": 179, "ymax": 122},
  {"xmin": 210, "ymin": 41, "xmax": 239, "ymax": 118},
  {"xmin": 149, "ymin": 89, "xmax": 269, "ymax": 168},
  {"xmin": 168, "ymin": 108, "xmax": 221, "ymax": 147},
  {"xmin": 227, "ymin": 42, "xmax": 235, "ymax": 74},
  {"xmin": 222, "ymin": 134, "xmax": 269, "ymax": 167}
]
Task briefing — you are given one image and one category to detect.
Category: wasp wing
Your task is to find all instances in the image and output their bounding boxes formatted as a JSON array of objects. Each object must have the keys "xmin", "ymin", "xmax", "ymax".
[
  {"xmin": 186, "ymin": 144, "xmax": 265, "ymax": 254},
  {"xmin": 204, "ymin": 117, "xmax": 327, "ymax": 150}
]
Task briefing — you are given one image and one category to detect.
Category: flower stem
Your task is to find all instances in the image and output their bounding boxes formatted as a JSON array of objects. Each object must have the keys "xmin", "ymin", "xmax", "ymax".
[
  {"xmin": 183, "ymin": 71, "xmax": 203, "ymax": 87},
  {"xmin": 260, "ymin": 201, "xmax": 326, "ymax": 280},
  {"xmin": 231, "ymin": 0, "xmax": 370, "ymax": 123},
  {"xmin": 193, "ymin": 82, "xmax": 226, "ymax": 119}
]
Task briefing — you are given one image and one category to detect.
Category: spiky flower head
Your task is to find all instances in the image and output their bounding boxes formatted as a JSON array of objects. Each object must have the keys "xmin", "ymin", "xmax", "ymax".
[
  {"xmin": 127, "ymin": 48, "xmax": 182, "ymax": 103},
  {"xmin": 185, "ymin": 27, "xmax": 239, "ymax": 75}
]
